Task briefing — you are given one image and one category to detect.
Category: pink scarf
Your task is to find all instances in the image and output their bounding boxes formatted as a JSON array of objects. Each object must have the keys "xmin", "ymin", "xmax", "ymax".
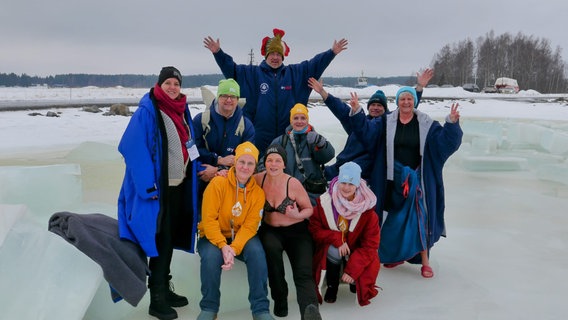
[
  {"xmin": 330, "ymin": 176, "xmax": 377, "ymax": 220},
  {"xmin": 153, "ymin": 84, "xmax": 189, "ymax": 161}
]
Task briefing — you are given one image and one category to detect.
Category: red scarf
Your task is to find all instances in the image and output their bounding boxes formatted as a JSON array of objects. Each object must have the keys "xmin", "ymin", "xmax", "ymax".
[{"xmin": 153, "ymin": 84, "xmax": 189, "ymax": 161}]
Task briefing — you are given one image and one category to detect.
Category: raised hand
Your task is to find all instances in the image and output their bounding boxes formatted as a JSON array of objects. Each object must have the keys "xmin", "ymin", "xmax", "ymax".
[
  {"xmin": 308, "ymin": 77, "xmax": 328, "ymax": 100},
  {"xmin": 332, "ymin": 38, "xmax": 348, "ymax": 55},
  {"xmin": 449, "ymin": 102, "xmax": 460, "ymax": 123},
  {"xmin": 417, "ymin": 68, "xmax": 434, "ymax": 88},
  {"xmin": 203, "ymin": 36, "xmax": 221, "ymax": 53},
  {"xmin": 308, "ymin": 77, "xmax": 323, "ymax": 94},
  {"xmin": 349, "ymin": 92, "xmax": 360, "ymax": 112}
]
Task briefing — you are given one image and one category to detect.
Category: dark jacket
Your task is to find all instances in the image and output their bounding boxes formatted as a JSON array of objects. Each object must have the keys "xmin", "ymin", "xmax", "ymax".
[
  {"xmin": 192, "ymin": 101, "xmax": 255, "ymax": 166},
  {"xmin": 117, "ymin": 90, "xmax": 199, "ymax": 257},
  {"xmin": 270, "ymin": 125, "xmax": 335, "ymax": 204},
  {"xmin": 212, "ymin": 48, "xmax": 337, "ymax": 153}
]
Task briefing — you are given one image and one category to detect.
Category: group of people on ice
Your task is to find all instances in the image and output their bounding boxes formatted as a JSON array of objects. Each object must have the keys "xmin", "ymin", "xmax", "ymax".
[{"xmin": 116, "ymin": 28, "xmax": 463, "ymax": 320}]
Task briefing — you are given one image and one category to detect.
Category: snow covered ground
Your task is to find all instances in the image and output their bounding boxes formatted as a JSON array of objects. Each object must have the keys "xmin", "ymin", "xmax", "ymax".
[{"xmin": 1, "ymin": 85, "xmax": 567, "ymax": 319}]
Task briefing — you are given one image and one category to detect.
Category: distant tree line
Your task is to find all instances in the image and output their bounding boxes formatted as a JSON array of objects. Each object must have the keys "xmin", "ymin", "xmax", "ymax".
[
  {"xmin": 0, "ymin": 73, "xmax": 226, "ymax": 88},
  {"xmin": 430, "ymin": 30, "xmax": 568, "ymax": 93},
  {"xmin": 0, "ymin": 72, "xmax": 413, "ymax": 89}
]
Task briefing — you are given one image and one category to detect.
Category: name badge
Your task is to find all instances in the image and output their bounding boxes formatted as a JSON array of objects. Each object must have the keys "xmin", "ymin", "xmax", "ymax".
[{"xmin": 186, "ymin": 139, "xmax": 200, "ymax": 161}]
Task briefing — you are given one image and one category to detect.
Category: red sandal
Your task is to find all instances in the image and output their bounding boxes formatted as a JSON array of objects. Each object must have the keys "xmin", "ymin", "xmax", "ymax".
[{"xmin": 421, "ymin": 265, "xmax": 434, "ymax": 278}]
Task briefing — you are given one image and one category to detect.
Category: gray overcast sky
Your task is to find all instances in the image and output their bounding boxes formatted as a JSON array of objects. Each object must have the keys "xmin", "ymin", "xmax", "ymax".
[{"xmin": 1, "ymin": 0, "xmax": 566, "ymax": 78}]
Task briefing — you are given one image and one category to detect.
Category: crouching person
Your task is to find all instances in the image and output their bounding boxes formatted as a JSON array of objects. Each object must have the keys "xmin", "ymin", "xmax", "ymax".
[
  {"xmin": 197, "ymin": 142, "xmax": 273, "ymax": 320},
  {"xmin": 309, "ymin": 162, "xmax": 381, "ymax": 306}
]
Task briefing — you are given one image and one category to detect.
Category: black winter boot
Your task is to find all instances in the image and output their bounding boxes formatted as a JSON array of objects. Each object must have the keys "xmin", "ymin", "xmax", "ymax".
[
  {"xmin": 273, "ymin": 299, "xmax": 288, "ymax": 317},
  {"xmin": 303, "ymin": 304, "xmax": 323, "ymax": 320},
  {"xmin": 149, "ymin": 284, "xmax": 178, "ymax": 320},
  {"xmin": 349, "ymin": 283, "xmax": 356, "ymax": 293},
  {"xmin": 166, "ymin": 276, "xmax": 188, "ymax": 307},
  {"xmin": 324, "ymin": 259, "xmax": 340, "ymax": 303}
]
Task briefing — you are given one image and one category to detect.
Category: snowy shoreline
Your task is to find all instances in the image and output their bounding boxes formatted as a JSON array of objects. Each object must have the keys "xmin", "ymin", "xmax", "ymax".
[{"xmin": 1, "ymin": 85, "xmax": 566, "ymax": 111}]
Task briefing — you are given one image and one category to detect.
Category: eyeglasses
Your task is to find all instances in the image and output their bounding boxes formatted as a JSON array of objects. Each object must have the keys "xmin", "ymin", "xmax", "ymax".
[{"xmin": 219, "ymin": 94, "xmax": 238, "ymax": 100}]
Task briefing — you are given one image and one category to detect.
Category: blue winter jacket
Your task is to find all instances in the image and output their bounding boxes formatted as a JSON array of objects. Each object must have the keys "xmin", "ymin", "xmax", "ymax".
[
  {"xmin": 212, "ymin": 48, "xmax": 337, "ymax": 154},
  {"xmin": 323, "ymin": 91, "xmax": 422, "ymax": 182},
  {"xmin": 350, "ymin": 109, "xmax": 462, "ymax": 247},
  {"xmin": 192, "ymin": 100, "xmax": 255, "ymax": 166},
  {"xmin": 117, "ymin": 91, "xmax": 199, "ymax": 257}
]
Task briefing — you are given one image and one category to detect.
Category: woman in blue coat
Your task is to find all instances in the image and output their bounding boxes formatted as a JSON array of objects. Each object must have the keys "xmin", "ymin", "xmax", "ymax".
[
  {"xmin": 204, "ymin": 28, "xmax": 348, "ymax": 155},
  {"xmin": 349, "ymin": 87, "xmax": 462, "ymax": 279},
  {"xmin": 117, "ymin": 66, "xmax": 199, "ymax": 320},
  {"xmin": 307, "ymin": 71, "xmax": 431, "ymax": 183}
]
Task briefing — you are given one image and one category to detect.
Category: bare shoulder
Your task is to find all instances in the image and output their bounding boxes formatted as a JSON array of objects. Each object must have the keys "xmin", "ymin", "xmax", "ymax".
[
  {"xmin": 253, "ymin": 172, "xmax": 264, "ymax": 185},
  {"xmin": 287, "ymin": 176, "xmax": 304, "ymax": 190},
  {"xmin": 288, "ymin": 176, "xmax": 310, "ymax": 200}
]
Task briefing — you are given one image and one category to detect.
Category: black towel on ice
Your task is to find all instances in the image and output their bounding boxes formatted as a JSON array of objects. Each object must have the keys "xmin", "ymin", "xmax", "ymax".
[{"xmin": 48, "ymin": 211, "xmax": 149, "ymax": 306}]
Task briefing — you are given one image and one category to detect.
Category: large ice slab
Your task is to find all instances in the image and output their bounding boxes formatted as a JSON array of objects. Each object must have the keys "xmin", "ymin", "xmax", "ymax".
[
  {"xmin": 455, "ymin": 119, "xmax": 568, "ymax": 179},
  {"xmin": 0, "ymin": 206, "xmax": 103, "ymax": 320},
  {"xmin": 0, "ymin": 164, "xmax": 82, "ymax": 223},
  {"xmin": 460, "ymin": 156, "xmax": 529, "ymax": 171},
  {"xmin": 0, "ymin": 204, "xmax": 26, "ymax": 247}
]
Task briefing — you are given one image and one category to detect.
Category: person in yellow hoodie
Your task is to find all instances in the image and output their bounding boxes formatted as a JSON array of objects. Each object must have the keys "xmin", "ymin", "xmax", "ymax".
[{"xmin": 197, "ymin": 142, "xmax": 273, "ymax": 320}]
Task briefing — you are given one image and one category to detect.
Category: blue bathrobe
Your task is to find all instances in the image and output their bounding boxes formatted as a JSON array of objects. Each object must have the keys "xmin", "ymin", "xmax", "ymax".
[{"xmin": 350, "ymin": 109, "xmax": 462, "ymax": 261}]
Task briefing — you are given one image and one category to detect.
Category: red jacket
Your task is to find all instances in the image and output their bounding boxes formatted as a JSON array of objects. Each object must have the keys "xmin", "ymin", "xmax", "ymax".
[{"xmin": 309, "ymin": 192, "xmax": 381, "ymax": 306}]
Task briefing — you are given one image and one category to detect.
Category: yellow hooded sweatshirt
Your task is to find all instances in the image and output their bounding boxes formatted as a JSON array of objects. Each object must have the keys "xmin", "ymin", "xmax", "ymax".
[{"xmin": 199, "ymin": 166, "xmax": 265, "ymax": 255}]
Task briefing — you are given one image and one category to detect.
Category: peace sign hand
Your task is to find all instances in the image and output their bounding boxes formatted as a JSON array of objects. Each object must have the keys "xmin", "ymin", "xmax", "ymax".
[{"xmin": 449, "ymin": 102, "xmax": 460, "ymax": 123}]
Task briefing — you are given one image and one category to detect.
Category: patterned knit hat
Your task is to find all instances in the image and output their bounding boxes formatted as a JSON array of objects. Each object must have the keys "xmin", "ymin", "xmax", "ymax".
[
  {"xmin": 261, "ymin": 28, "xmax": 290, "ymax": 59},
  {"xmin": 158, "ymin": 66, "xmax": 182, "ymax": 86}
]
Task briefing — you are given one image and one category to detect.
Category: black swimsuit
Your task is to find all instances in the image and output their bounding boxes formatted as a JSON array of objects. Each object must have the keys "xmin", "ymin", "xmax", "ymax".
[{"xmin": 261, "ymin": 174, "xmax": 295, "ymax": 214}]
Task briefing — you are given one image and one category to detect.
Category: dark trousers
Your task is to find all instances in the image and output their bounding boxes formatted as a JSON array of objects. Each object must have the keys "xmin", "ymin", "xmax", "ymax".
[
  {"xmin": 148, "ymin": 184, "xmax": 183, "ymax": 286},
  {"xmin": 258, "ymin": 220, "xmax": 319, "ymax": 315}
]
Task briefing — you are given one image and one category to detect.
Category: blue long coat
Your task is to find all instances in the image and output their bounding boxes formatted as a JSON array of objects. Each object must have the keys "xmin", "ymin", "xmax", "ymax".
[
  {"xmin": 350, "ymin": 109, "xmax": 462, "ymax": 248},
  {"xmin": 117, "ymin": 90, "xmax": 199, "ymax": 257}
]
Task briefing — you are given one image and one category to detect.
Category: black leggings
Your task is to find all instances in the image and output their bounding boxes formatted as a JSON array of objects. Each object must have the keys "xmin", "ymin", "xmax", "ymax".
[
  {"xmin": 258, "ymin": 221, "xmax": 318, "ymax": 315},
  {"xmin": 148, "ymin": 184, "xmax": 183, "ymax": 286}
]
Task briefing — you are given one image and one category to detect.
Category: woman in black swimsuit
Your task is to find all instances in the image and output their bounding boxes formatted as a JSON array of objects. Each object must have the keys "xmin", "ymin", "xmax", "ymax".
[{"xmin": 254, "ymin": 144, "xmax": 322, "ymax": 320}]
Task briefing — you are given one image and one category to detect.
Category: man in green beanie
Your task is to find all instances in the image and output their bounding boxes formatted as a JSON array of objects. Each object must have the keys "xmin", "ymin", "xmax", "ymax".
[{"xmin": 192, "ymin": 77, "xmax": 255, "ymax": 196}]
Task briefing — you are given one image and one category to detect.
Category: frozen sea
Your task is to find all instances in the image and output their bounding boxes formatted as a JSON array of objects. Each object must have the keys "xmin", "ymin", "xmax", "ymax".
[{"xmin": 1, "ymin": 85, "xmax": 567, "ymax": 320}]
